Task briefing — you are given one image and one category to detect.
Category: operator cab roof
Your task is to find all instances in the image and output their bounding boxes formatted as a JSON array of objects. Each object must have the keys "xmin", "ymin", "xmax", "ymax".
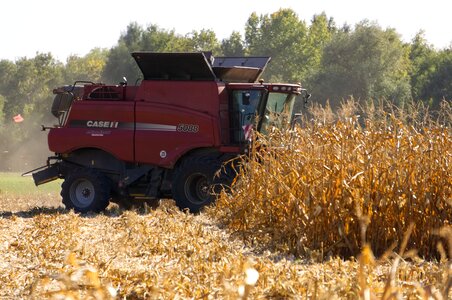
[{"xmin": 131, "ymin": 52, "xmax": 270, "ymax": 83}]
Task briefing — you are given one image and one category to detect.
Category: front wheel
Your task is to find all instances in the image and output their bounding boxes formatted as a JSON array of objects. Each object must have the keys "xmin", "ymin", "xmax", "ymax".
[
  {"xmin": 61, "ymin": 168, "xmax": 111, "ymax": 213},
  {"xmin": 172, "ymin": 156, "xmax": 228, "ymax": 213}
]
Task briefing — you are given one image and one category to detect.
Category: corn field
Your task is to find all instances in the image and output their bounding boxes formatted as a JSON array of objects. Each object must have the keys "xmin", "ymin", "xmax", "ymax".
[{"xmin": 213, "ymin": 99, "xmax": 451, "ymax": 259}]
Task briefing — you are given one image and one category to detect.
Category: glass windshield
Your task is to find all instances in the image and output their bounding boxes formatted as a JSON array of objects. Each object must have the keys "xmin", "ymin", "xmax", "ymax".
[
  {"xmin": 231, "ymin": 90, "xmax": 263, "ymax": 143},
  {"xmin": 260, "ymin": 92, "xmax": 296, "ymax": 134}
]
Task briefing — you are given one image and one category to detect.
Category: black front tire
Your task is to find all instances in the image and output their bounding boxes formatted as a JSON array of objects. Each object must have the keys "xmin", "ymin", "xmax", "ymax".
[
  {"xmin": 61, "ymin": 168, "xmax": 111, "ymax": 213},
  {"xmin": 172, "ymin": 156, "xmax": 228, "ymax": 213}
]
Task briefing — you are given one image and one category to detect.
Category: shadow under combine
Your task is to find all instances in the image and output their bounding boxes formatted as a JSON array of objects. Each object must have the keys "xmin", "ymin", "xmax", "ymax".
[{"xmin": 0, "ymin": 200, "xmax": 168, "ymax": 219}]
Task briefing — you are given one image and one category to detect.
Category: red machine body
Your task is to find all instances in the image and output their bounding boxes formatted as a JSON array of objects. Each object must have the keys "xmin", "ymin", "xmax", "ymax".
[
  {"xmin": 30, "ymin": 52, "xmax": 309, "ymax": 213},
  {"xmin": 49, "ymin": 80, "xmax": 225, "ymax": 167}
]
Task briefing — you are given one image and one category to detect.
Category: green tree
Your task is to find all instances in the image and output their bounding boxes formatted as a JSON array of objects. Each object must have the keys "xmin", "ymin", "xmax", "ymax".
[
  {"xmin": 0, "ymin": 94, "xmax": 5, "ymax": 124},
  {"xmin": 2, "ymin": 53, "xmax": 62, "ymax": 120},
  {"xmin": 64, "ymin": 48, "xmax": 108, "ymax": 83},
  {"xmin": 244, "ymin": 12, "xmax": 260, "ymax": 53},
  {"xmin": 221, "ymin": 31, "xmax": 245, "ymax": 56},
  {"xmin": 0, "ymin": 60, "xmax": 17, "ymax": 96},
  {"xmin": 0, "ymin": 92, "xmax": 12, "ymax": 162},
  {"xmin": 185, "ymin": 29, "xmax": 221, "ymax": 53},
  {"xmin": 310, "ymin": 21, "xmax": 411, "ymax": 107},
  {"xmin": 305, "ymin": 13, "xmax": 336, "ymax": 81},
  {"xmin": 123, "ymin": 22, "xmax": 144, "ymax": 49},
  {"xmin": 103, "ymin": 23, "xmax": 194, "ymax": 83},
  {"xmin": 102, "ymin": 23, "xmax": 144, "ymax": 83},
  {"xmin": 409, "ymin": 31, "xmax": 438, "ymax": 104},
  {"xmin": 103, "ymin": 42, "xmax": 139, "ymax": 84},
  {"xmin": 419, "ymin": 48, "xmax": 452, "ymax": 108},
  {"xmin": 0, "ymin": 54, "xmax": 63, "ymax": 168},
  {"xmin": 244, "ymin": 9, "xmax": 309, "ymax": 82},
  {"xmin": 141, "ymin": 24, "xmax": 190, "ymax": 52}
]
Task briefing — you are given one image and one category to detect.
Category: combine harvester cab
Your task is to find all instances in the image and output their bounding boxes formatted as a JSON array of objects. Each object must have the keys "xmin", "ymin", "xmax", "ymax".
[{"xmin": 27, "ymin": 52, "xmax": 310, "ymax": 213}]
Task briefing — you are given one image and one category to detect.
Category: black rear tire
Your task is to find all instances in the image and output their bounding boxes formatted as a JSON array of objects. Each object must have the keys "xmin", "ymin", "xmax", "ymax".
[
  {"xmin": 61, "ymin": 168, "xmax": 111, "ymax": 213},
  {"xmin": 172, "ymin": 155, "xmax": 230, "ymax": 213}
]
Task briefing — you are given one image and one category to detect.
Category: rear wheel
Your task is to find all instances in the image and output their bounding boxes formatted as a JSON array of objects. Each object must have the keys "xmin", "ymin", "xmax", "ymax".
[
  {"xmin": 172, "ymin": 156, "xmax": 229, "ymax": 213},
  {"xmin": 61, "ymin": 168, "xmax": 111, "ymax": 213}
]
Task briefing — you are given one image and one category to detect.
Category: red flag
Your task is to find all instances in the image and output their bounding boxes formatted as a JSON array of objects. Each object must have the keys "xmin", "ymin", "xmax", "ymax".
[{"xmin": 13, "ymin": 114, "xmax": 24, "ymax": 123}]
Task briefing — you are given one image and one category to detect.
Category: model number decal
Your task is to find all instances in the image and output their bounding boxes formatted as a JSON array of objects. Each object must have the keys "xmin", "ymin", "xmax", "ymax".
[{"xmin": 177, "ymin": 124, "xmax": 199, "ymax": 133}]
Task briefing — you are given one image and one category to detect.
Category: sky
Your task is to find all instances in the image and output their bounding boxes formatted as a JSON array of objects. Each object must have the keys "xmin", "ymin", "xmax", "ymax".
[{"xmin": 1, "ymin": 0, "xmax": 451, "ymax": 62}]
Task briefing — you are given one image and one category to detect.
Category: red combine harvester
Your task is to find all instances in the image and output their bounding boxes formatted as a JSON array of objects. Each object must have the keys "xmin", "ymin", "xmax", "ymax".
[{"xmin": 29, "ymin": 52, "xmax": 310, "ymax": 213}]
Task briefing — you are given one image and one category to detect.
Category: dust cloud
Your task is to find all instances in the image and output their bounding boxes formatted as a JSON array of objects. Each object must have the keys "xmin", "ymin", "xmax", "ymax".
[{"xmin": 1, "ymin": 123, "xmax": 53, "ymax": 173}]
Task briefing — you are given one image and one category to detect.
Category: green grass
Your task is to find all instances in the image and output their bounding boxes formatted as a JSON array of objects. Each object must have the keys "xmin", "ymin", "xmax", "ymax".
[{"xmin": 0, "ymin": 172, "xmax": 61, "ymax": 195}]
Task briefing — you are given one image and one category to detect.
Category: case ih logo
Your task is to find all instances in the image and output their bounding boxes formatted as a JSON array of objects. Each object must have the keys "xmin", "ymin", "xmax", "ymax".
[{"xmin": 86, "ymin": 120, "xmax": 119, "ymax": 128}]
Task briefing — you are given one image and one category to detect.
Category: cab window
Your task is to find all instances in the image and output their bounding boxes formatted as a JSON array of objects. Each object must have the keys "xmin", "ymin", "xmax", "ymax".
[{"xmin": 230, "ymin": 90, "xmax": 263, "ymax": 143}]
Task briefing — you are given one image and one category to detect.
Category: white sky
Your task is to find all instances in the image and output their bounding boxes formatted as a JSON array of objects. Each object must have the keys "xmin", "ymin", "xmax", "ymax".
[{"xmin": 1, "ymin": 0, "xmax": 451, "ymax": 62}]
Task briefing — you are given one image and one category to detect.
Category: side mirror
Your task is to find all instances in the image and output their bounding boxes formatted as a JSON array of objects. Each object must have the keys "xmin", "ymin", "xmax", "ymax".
[
  {"xmin": 120, "ymin": 76, "xmax": 128, "ymax": 86},
  {"xmin": 301, "ymin": 89, "xmax": 311, "ymax": 105}
]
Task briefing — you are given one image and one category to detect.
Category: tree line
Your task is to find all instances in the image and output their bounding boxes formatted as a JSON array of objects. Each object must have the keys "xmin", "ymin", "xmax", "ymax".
[{"xmin": 0, "ymin": 9, "xmax": 451, "ymax": 170}]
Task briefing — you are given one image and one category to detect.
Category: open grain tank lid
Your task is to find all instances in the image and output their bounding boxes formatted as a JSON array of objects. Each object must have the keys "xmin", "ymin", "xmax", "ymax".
[
  {"xmin": 132, "ymin": 52, "xmax": 217, "ymax": 81},
  {"xmin": 212, "ymin": 56, "xmax": 271, "ymax": 83},
  {"xmin": 131, "ymin": 52, "xmax": 271, "ymax": 83}
]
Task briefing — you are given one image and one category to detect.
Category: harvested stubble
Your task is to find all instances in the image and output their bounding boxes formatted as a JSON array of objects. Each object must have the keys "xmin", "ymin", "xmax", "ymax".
[
  {"xmin": 1, "ymin": 201, "xmax": 450, "ymax": 299},
  {"xmin": 212, "ymin": 101, "xmax": 451, "ymax": 259},
  {"xmin": 0, "ymin": 203, "xmax": 259, "ymax": 299}
]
